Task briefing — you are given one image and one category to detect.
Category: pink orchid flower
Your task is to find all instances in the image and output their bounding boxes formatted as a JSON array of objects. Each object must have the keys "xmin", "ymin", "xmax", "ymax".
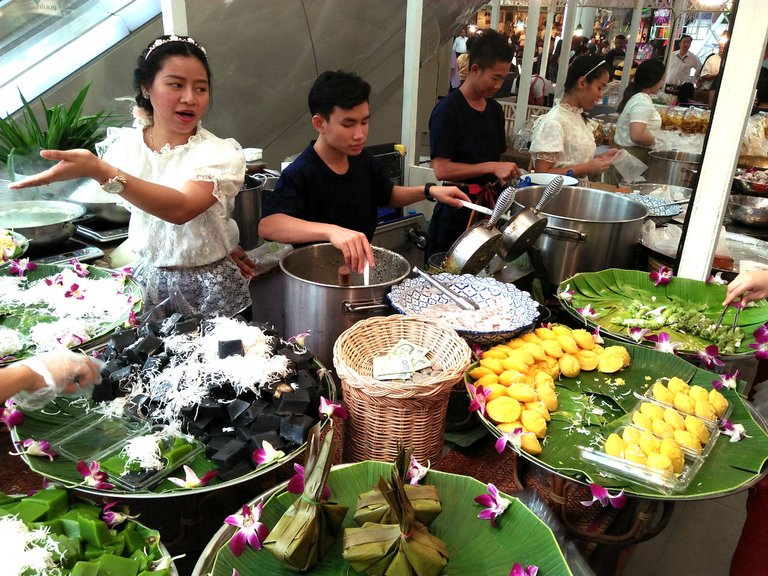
[
  {"xmin": 100, "ymin": 501, "xmax": 139, "ymax": 528},
  {"xmin": 592, "ymin": 326, "xmax": 604, "ymax": 345},
  {"xmin": 474, "ymin": 482, "xmax": 510, "ymax": 527},
  {"xmin": 712, "ymin": 370, "xmax": 740, "ymax": 391},
  {"xmin": 649, "ymin": 266, "xmax": 673, "ymax": 287},
  {"xmin": 707, "ymin": 272, "xmax": 728, "ymax": 285},
  {"xmin": 68, "ymin": 259, "xmax": 90, "ymax": 278},
  {"xmin": 580, "ymin": 483, "xmax": 627, "ymax": 509},
  {"xmin": 697, "ymin": 344, "xmax": 725, "ymax": 369},
  {"xmin": 510, "ymin": 563, "xmax": 539, "ymax": 576},
  {"xmin": 167, "ymin": 464, "xmax": 217, "ymax": 489},
  {"xmin": 645, "ymin": 332, "xmax": 681, "ymax": 354},
  {"xmin": 252, "ymin": 440, "xmax": 285, "ymax": 466},
  {"xmin": 559, "ymin": 284, "xmax": 574, "ymax": 302},
  {"xmin": 467, "ymin": 383, "xmax": 491, "ymax": 416},
  {"xmin": 56, "ymin": 332, "xmax": 87, "ymax": 348},
  {"xmin": 750, "ymin": 324, "xmax": 768, "ymax": 360},
  {"xmin": 44, "ymin": 273, "xmax": 64, "ymax": 286},
  {"xmin": 405, "ymin": 454, "xmax": 430, "ymax": 485},
  {"xmin": 495, "ymin": 427, "xmax": 525, "ymax": 453},
  {"xmin": 0, "ymin": 399, "xmax": 24, "ymax": 429},
  {"xmin": 10, "ymin": 438, "xmax": 56, "ymax": 461},
  {"xmin": 124, "ymin": 310, "xmax": 139, "ymax": 328},
  {"xmin": 577, "ymin": 305, "xmax": 598, "ymax": 320},
  {"xmin": 288, "ymin": 330, "xmax": 311, "ymax": 350},
  {"xmin": 224, "ymin": 500, "xmax": 269, "ymax": 556},
  {"xmin": 319, "ymin": 396, "xmax": 349, "ymax": 420},
  {"xmin": 76, "ymin": 460, "xmax": 114, "ymax": 490},
  {"xmin": 65, "ymin": 283, "xmax": 85, "ymax": 300},
  {"xmin": 286, "ymin": 462, "xmax": 331, "ymax": 499},
  {"xmin": 721, "ymin": 419, "xmax": 750, "ymax": 443},
  {"xmin": 628, "ymin": 327, "xmax": 650, "ymax": 343},
  {"xmin": 8, "ymin": 258, "xmax": 37, "ymax": 277},
  {"xmin": 469, "ymin": 341, "xmax": 484, "ymax": 359},
  {"xmin": 111, "ymin": 266, "xmax": 134, "ymax": 282}
]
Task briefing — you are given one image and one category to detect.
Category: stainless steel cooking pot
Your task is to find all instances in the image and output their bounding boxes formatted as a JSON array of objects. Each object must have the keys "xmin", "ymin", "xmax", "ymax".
[
  {"xmin": 645, "ymin": 151, "xmax": 701, "ymax": 189},
  {"xmin": 728, "ymin": 195, "xmax": 768, "ymax": 227},
  {"xmin": 67, "ymin": 180, "xmax": 130, "ymax": 223},
  {"xmin": 280, "ymin": 243, "xmax": 411, "ymax": 369},
  {"xmin": 0, "ymin": 200, "xmax": 86, "ymax": 245},
  {"xmin": 513, "ymin": 186, "xmax": 648, "ymax": 286}
]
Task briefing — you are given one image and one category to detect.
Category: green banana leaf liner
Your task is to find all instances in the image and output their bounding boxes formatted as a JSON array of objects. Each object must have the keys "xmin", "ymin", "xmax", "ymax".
[
  {"xmin": 354, "ymin": 484, "xmax": 442, "ymax": 527},
  {"xmin": 343, "ymin": 450, "xmax": 449, "ymax": 576},
  {"xmin": 263, "ymin": 423, "xmax": 348, "ymax": 571}
]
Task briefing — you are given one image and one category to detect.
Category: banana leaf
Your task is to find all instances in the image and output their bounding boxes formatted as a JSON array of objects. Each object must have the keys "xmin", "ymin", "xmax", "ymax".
[
  {"xmin": 559, "ymin": 269, "xmax": 768, "ymax": 356},
  {"xmin": 468, "ymin": 337, "xmax": 768, "ymax": 498},
  {"xmin": 207, "ymin": 461, "xmax": 574, "ymax": 576},
  {"xmin": 0, "ymin": 263, "xmax": 143, "ymax": 364},
  {"xmin": 354, "ymin": 484, "xmax": 443, "ymax": 527}
]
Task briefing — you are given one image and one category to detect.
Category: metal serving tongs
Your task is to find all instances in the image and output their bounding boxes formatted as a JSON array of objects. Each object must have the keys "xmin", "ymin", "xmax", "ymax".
[
  {"xmin": 412, "ymin": 266, "xmax": 479, "ymax": 310},
  {"xmin": 714, "ymin": 302, "xmax": 742, "ymax": 331}
]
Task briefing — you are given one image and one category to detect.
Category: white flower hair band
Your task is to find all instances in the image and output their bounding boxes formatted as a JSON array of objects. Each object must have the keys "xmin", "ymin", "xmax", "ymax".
[{"xmin": 145, "ymin": 35, "xmax": 207, "ymax": 60}]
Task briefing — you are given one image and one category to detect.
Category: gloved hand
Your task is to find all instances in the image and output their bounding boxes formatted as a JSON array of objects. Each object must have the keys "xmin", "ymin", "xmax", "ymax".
[{"xmin": 13, "ymin": 350, "xmax": 103, "ymax": 410}]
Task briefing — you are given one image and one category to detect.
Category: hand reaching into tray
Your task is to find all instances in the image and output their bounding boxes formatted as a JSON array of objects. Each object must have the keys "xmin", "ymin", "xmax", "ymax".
[{"xmin": 723, "ymin": 270, "xmax": 768, "ymax": 307}]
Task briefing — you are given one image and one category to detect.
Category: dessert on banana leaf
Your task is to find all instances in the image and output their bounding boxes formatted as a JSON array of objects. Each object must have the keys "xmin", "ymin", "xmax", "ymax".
[
  {"xmin": 264, "ymin": 424, "xmax": 347, "ymax": 571},
  {"xmin": 343, "ymin": 450, "xmax": 449, "ymax": 576}
]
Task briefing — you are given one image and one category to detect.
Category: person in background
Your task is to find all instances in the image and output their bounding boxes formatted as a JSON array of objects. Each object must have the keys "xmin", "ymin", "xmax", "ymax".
[
  {"xmin": 453, "ymin": 26, "xmax": 469, "ymax": 57},
  {"xmin": 449, "ymin": 49, "xmax": 461, "ymax": 92},
  {"xmin": 605, "ymin": 34, "xmax": 627, "ymax": 80},
  {"xmin": 614, "ymin": 59, "xmax": 666, "ymax": 163},
  {"xmin": 529, "ymin": 55, "xmax": 620, "ymax": 187},
  {"xmin": 528, "ymin": 59, "xmax": 551, "ymax": 106},
  {"xmin": 698, "ymin": 42, "xmax": 725, "ymax": 90},
  {"xmin": 10, "ymin": 35, "xmax": 251, "ymax": 318},
  {"xmin": 2, "ymin": 350, "xmax": 102, "ymax": 409},
  {"xmin": 599, "ymin": 39, "xmax": 611, "ymax": 57},
  {"xmin": 667, "ymin": 34, "xmax": 702, "ymax": 86},
  {"xmin": 426, "ymin": 29, "xmax": 521, "ymax": 258},
  {"xmin": 724, "ymin": 268, "xmax": 768, "ymax": 576},
  {"xmin": 457, "ymin": 36, "xmax": 475, "ymax": 85},
  {"xmin": 258, "ymin": 71, "xmax": 468, "ymax": 274}
]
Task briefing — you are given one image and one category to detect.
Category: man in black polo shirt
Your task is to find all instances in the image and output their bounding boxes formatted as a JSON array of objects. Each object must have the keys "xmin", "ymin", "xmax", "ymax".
[{"xmin": 259, "ymin": 70, "xmax": 468, "ymax": 274}]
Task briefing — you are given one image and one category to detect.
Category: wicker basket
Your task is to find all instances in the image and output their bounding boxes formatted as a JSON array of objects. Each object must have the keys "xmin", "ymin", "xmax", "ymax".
[{"xmin": 333, "ymin": 315, "xmax": 472, "ymax": 465}]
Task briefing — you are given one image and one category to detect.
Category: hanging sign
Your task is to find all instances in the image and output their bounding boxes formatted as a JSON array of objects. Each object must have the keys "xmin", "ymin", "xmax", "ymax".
[{"xmin": 33, "ymin": 0, "xmax": 63, "ymax": 16}]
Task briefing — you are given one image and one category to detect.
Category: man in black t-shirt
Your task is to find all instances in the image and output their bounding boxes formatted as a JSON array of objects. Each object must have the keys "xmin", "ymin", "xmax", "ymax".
[
  {"xmin": 259, "ymin": 71, "xmax": 468, "ymax": 274},
  {"xmin": 427, "ymin": 30, "xmax": 520, "ymax": 257}
]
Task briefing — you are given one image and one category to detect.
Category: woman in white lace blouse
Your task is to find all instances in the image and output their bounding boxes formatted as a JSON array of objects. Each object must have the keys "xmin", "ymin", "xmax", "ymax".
[
  {"xmin": 10, "ymin": 35, "xmax": 250, "ymax": 318},
  {"xmin": 529, "ymin": 56, "xmax": 620, "ymax": 187}
]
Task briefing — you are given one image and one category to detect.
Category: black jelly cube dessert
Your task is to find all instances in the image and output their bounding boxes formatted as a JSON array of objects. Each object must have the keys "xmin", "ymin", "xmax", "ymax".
[
  {"xmin": 108, "ymin": 365, "xmax": 133, "ymax": 385},
  {"xmin": 184, "ymin": 414, "xmax": 217, "ymax": 437},
  {"xmin": 159, "ymin": 312, "xmax": 184, "ymax": 336},
  {"xmin": 135, "ymin": 334, "xmax": 164, "ymax": 357},
  {"xmin": 204, "ymin": 434, "xmax": 231, "ymax": 458},
  {"xmin": 233, "ymin": 400, "xmax": 267, "ymax": 427},
  {"xmin": 226, "ymin": 398, "xmax": 251, "ymax": 423},
  {"xmin": 194, "ymin": 397, "xmax": 223, "ymax": 419},
  {"xmin": 249, "ymin": 412, "xmax": 282, "ymax": 434},
  {"xmin": 248, "ymin": 430, "xmax": 287, "ymax": 452},
  {"xmin": 279, "ymin": 414, "xmax": 315, "ymax": 445},
  {"xmin": 273, "ymin": 388, "xmax": 311, "ymax": 416},
  {"xmin": 173, "ymin": 317, "xmax": 200, "ymax": 334},
  {"xmin": 277, "ymin": 346, "xmax": 314, "ymax": 371},
  {"xmin": 218, "ymin": 339, "xmax": 244, "ymax": 358},
  {"xmin": 111, "ymin": 329, "xmax": 138, "ymax": 353},
  {"xmin": 210, "ymin": 438, "xmax": 250, "ymax": 468},
  {"xmin": 216, "ymin": 460, "xmax": 254, "ymax": 482}
]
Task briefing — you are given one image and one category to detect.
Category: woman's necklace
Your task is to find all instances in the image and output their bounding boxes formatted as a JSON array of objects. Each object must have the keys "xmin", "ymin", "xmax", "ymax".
[{"xmin": 147, "ymin": 127, "xmax": 156, "ymax": 151}]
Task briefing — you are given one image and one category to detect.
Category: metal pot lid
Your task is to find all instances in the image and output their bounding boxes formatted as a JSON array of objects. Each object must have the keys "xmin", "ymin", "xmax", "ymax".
[
  {"xmin": 500, "ymin": 211, "xmax": 549, "ymax": 262},
  {"xmin": 444, "ymin": 222, "xmax": 503, "ymax": 275},
  {"xmin": 0, "ymin": 201, "xmax": 86, "ymax": 228}
]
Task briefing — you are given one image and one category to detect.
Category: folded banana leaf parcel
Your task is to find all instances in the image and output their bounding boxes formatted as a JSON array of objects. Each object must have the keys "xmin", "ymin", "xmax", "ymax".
[
  {"xmin": 343, "ymin": 463, "xmax": 449, "ymax": 576},
  {"xmin": 264, "ymin": 424, "xmax": 348, "ymax": 571},
  {"xmin": 354, "ymin": 484, "xmax": 442, "ymax": 526}
]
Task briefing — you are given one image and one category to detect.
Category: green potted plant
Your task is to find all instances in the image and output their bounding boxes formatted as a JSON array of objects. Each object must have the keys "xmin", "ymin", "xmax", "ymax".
[{"xmin": 0, "ymin": 84, "xmax": 123, "ymax": 180}]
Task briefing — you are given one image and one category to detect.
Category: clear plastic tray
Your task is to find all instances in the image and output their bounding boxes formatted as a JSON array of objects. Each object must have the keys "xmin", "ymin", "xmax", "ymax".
[
  {"xmin": 641, "ymin": 383, "xmax": 732, "ymax": 428},
  {"xmin": 48, "ymin": 412, "xmax": 150, "ymax": 463},
  {"xmin": 100, "ymin": 436, "xmax": 205, "ymax": 492}
]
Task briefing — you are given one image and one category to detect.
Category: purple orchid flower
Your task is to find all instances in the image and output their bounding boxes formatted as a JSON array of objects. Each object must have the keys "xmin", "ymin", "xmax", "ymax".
[
  {"xmin": 628, "ymin": 327, "xmax": 650, "ymax": 343},
  {"xmin": 9, "ymin": 438, "xmax": 56, "ymax": 461},
  {"xmin": 7, "ymin": 258, "xmax": 37, "ymax": 277},
  {"xmin": 76, "ymin": 460, "xmax": 114, "ymax": 490},
  {"xmin": 68, "ymin": 259, "xmax": 90, "ymax": 278},
  {"xmin": 474, "ymin": 482, "xmax": 510, "ymax": 527},
  {"xmin": 467, "ymin": 383, "xmax": 491, "ymax": 416},
  {"xmin": 707, "ymin": 272, "xmax": 728, "ymax": 285},
  {"xmin": 167, "ymin": 464, "xmax": 217, "ymax": 489},
  {"xmin": 697, "ymin": 344, "xmax": 725, "ymax": 369},
  {"xmin": 405, "ymin": 454, "xmax": 430, "ymax": 485},
  {"xmin": 559, "ymin": 284, "xmax": 574, "ymax": 302},
  {"xmin": 645, "ymin": 332, "xmax": 681, "ymax": 354},
  {"xmin": 224, "ymin": 500, "xmax": 269, "ymax": 556},
  {"xmin": 124, "ymin": 310, "xmax": 139, "ymax": 328},
  {"xmin": 712, "ymin": 370, "xmax": 740, "ymax": 391},
  {"xmin": 720, "ymin": 419, "xmax": 750, "ymax": 443},
  {"xmin": 252, "ymin": 440, "xmax": 285, "ymax": 466},
  {"xmin": 100, "ymin": 501, "xmax": 139, "ymax": 528},
  {"xmin": 44, "ymin": 273, "xmax": 64, "ymax": 286},
  {"xmin": 580, "ymin": 483, "xmax": 627, "ymax": 509},
  {"xmin": 649, "ymin": 266, "xmax": 673, "ymax": 287},
  {"xmin": 750, "ymin": 324, "xmax": 768, "ymax": 360},
  {"xmin": 64, "ymin": 283, "xmax": 85, "ymax": 299},
  {"xmin": 577, "ymin": 305, "xmax": 598, "ymax": 320},
  {"xmin": 111, "ymin": 266, "xmax": 134, "ymax": 282},
  {"xmin": 287, "ymin": 330, "xmax": 311, "ymax": 351},
  {"xmin": 319, "ymin": 396, "xmax": 349, "ymax": 420},
  {"xmin": 592, "ymin": 326, "xmax": 604, "ymax": 345},
  {"xmin": 0, "ymin": 399, "xmax": 24, "ymax": 429},
  {"xmin": 56, "ymin": 332, "xmax": 87, "ymax": 348},
  {"xmin": 469, "ymin": 341, "xmax": 484, "ymax": 359},
  {"xmin": 510, "ymin": 563, "xmax": 539, "ymax": 576},
  {"xmin": 286, "ymin": 462, "xmax": 331, "ymax": 499},
  {"xmin": 495, "ymin": 427, "xmax": 525, "ymax": 453}
]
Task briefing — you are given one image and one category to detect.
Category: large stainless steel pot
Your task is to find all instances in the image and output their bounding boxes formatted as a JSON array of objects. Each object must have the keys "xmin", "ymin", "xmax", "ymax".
[
  {"xmin": 645, "ymin": 150, "xmax": 701, "ymax": 189},
  {"xmin": 0, "ymin": 200, "xmax": 86, "ymax": 245},
  {"xmin": 68, "ymin": 180, "xmax": 130, "ymax": 223},
  {"xmin": 513, "ymin": 186, "xmax": 648, "ymax": 286},
  {"xmin": 280, "ymin": 243, "xmax": 410, "ymax": 369}
]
